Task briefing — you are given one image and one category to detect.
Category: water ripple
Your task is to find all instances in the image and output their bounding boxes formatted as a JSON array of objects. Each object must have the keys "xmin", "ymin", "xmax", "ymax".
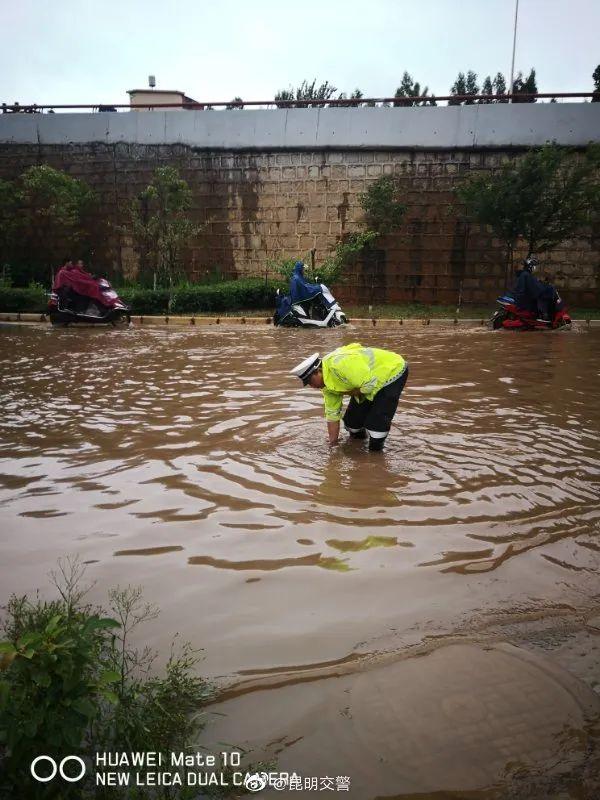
[{"xmin": 0, "ymin": 324, "xmax": 599, "ymax": 597}]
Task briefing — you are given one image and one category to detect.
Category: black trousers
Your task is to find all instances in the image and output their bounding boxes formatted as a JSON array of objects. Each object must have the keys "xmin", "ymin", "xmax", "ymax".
[{"xmin": 343, "ymin": 367, "xmax": 409, "ymax": 449}]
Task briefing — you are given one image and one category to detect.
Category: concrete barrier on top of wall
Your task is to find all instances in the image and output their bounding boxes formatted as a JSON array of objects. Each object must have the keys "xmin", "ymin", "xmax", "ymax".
[{"xmin": 1, "ymin": 104, "xmax": 600, "ymax": 150}]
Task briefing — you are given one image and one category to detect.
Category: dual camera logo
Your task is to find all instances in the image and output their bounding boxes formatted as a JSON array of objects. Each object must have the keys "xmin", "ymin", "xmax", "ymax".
[
  {"xmin": 30, "ymin": 755, "xmax": 86, "ymax": 783},
  {"xmin": 31, "ymin": 758, "xmax": 269, "ymax": 793}
]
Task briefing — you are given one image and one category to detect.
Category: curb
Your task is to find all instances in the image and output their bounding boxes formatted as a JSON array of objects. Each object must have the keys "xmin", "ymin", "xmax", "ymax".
[{"xmin": 1, "ymin": 312, "xmax": 599, "ymax": 328}]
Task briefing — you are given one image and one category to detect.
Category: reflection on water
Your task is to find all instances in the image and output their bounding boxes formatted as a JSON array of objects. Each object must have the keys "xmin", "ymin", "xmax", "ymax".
[
  {"xmin": 2, "ymin": 325, "xmax": 598, "ymax": 578},
  {"xmin": 188, "ymin": 553, "xmax": 351, "ymax": 571},
  {"xmin": 1, "ymin": 327, "xmax": 600, "ymax": 636},
  {"xmin": 326, "ymin": 535, "xmax": 404, "ymax": 552},
  {"xmin": 114, "ymin": 545, "xmax": 184, "ymax": 557}
]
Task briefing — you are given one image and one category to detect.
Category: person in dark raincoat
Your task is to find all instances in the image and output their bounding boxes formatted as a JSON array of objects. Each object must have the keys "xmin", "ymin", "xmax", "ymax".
[
  {"xmin": 512, "ymin": 257, "xmax": 556, "ymax": 321},
  {"xmin": 289, "ymin": 261, "xmax": 325, "ymax": 305},
  {"xmin": 512, "ymin": 261, "xmax": 540, "ymax": 313}
]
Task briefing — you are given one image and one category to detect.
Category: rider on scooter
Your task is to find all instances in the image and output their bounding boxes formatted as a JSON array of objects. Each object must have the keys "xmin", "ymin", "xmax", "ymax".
[
  {"xmin": 512, "ymin": 256, "xmax": 554, "ymax": 323},
  {"xmin": 289, "ymin": 261, "xmax": 323, "ymax": 305}
]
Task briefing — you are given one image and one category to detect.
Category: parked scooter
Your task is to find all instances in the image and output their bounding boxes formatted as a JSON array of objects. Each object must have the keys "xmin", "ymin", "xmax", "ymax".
[{"xmin": 48, "ymin": 274, "xmax": 131, "ymax": 326}]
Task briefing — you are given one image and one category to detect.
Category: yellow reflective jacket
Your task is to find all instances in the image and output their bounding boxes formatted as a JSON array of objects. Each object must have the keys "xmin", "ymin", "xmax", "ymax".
[{"xmin": 321, "ymin": 342, "xmax": 407, "ymax": 422}]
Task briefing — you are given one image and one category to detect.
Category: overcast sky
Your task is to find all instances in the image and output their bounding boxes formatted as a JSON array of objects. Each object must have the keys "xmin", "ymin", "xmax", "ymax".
[{"xmin": 3, "ymin": 0, "xmax": 599, "ymax": 106}]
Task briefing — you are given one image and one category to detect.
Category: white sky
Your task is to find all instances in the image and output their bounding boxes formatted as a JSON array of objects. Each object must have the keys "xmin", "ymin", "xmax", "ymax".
[{"xmin": 3, "ymin": 0, "xmax": 599, "ymax": 106}]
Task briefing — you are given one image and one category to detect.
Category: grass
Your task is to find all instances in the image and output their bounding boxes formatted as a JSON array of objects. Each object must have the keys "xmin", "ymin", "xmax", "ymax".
[{"xmin": 148, "ymin": 304, "xmax": 600, "ymax": 320}]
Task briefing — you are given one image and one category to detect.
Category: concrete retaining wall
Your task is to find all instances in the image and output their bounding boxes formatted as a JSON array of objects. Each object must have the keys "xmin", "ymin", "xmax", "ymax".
[{"xmin": 1, "ymin": 104, "xmax": 599, "ymax": 149}]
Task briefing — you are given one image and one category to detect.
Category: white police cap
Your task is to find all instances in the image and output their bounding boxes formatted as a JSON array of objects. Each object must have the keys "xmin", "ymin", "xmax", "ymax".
[{"xmin": 290, "ymin": 352, "xmax": 321, "ymax": 385}]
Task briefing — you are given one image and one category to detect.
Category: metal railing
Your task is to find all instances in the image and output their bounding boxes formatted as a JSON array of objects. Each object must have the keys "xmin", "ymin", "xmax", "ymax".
[{"xmin": 1, "ymin": 93, "xmax": 598, "ymax": 114}]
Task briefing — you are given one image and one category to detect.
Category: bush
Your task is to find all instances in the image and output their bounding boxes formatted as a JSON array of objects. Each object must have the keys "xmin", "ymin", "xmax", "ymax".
[
  {"xmin": 0, "ymin": 279, "xmax": 285, "ymax": 316},
  {"xmin": 117, "ymin": 286, "xmax": 170, "ymax": 315},
  {"xmin": 0, "ymin": 286, "xmax": 47, "ymax": 313},
  {"xmin": 169, "ymin": 279, "xmax": 283, "ymax": 313},
  {"xmin": 121, "ymin": 279, "xmax": 284, "ymax": 314},
  {"xmin": 0, "ymin": 557, "xmax": 219, "ymax": 799}
]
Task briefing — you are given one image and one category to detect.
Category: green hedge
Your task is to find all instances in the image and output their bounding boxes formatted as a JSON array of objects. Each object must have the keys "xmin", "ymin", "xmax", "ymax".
[
  {"xmin": 117, "ymin": 287, "xmax": 171, "ymax": 315},
  {"xmin": 169, "ymin": 279, "xmax": 284, "ymax": 313},
  {"xmin": 0, "ymin": 287, "xmax": 48, "ymax": 313},
  {"xmin": 0, "ymin": 279, "xmax": 284, "ymax": 315}
]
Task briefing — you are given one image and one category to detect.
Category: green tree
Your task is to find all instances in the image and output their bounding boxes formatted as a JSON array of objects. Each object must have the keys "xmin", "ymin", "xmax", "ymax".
[
  {"xmin": 317, "ymin": 176, "xmax": 406, "ymax": 296},
  {"xmin": 337, "ymin": 88, "xmax": 364, "ymax": 107},
  {"xmin": 456, "ymin": 144, "xmax": 600, "ymax": 286},
  {"xmin": 464, "ymin": 71, "xmax": 479, "ymax": 104},
  {"xmin": 226, "ymin": 97, "xmax": 244, "ymax": 109},
  {"xmin": 512, "ymin": 68, "xmax": 537, "ymax": 102},
  {"xmin": 359, "ymin": 175, "xmax": 407, "ymax": 235},
  {"xmin": 393, "ymin": 71, "xmax": 436, "ymax": 106},
  {"xmin": 479, "ymin": 75, "xmax": 494, "ymax": 103},
  {"xmin": 128, "ymin": 167, "xmax": 201, "ymax": 289},
  {"xmin": 448, "ymin": 72, "xmax": 467, "ymax": 105},
  {"xmin": 306, "ymin": 176, "xmax": 407, "ymax": 288},
  {"xmin": 275, "ymin": 79, "xmax": 337, "ymax": 108},
  {"xmin": 493, "ymin": 72, "xmax": 508, "ymax": 102},
  {"xmin": 9, "ymin": 166, "xmax": 98, "ymax": 286},
  {"xmin": 0, "ymin": 179, "xmax": 19, "ymax": 273},
  {"xmin": 449, "ymin": 71, "xmax": 479, "ymax": 105},
  {"xmin": 592, "ymin": 64, "xmax": 600, "ymax": 102}
]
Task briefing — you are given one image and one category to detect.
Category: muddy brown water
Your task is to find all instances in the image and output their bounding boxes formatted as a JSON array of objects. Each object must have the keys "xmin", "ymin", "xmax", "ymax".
[{"xmin": 1, "ymin": 324, "xmax": 599, "ymax": 797}]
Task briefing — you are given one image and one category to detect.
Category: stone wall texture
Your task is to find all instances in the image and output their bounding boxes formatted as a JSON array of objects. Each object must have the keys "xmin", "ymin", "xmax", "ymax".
[{"xmin": 0, "ymin": 141, "xmax": 598, "ymax": 306}]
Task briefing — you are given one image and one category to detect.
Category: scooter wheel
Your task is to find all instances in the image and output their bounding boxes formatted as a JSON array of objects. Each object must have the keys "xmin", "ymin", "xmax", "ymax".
[
  {"xmin": 490, "ymin": 312, "xmax": 506, "ymax": 330},
  {"xmin": 111, "ymin": 313, "xmax": 131, "ymax": 327}
]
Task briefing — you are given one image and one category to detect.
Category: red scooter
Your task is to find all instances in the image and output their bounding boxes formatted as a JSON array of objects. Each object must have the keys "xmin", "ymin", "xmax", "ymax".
[
  {"xmin": 48, "ymin": 274, "xmax": 130, "ymax": 326},
  {"xmin": 490, "ymin": 291, "xmax": 571, "ymax": 331}
]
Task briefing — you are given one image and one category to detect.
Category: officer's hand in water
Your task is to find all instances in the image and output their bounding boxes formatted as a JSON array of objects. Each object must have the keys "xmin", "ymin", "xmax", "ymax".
[{"xmin": 327, "ymin": 421, "xmax": 340, "ymax": 447}]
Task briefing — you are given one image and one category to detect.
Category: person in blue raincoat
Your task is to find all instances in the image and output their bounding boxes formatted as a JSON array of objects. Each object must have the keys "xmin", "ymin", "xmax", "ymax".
[{"xmin": 289, "ymin": 262, "xmax": 329, "ymax": 306}]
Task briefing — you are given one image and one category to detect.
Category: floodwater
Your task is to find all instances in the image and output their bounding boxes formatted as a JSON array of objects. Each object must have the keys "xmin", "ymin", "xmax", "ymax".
[{"xmin": 1, "ymin": 323, "xmax": 599, "ymax": 797}]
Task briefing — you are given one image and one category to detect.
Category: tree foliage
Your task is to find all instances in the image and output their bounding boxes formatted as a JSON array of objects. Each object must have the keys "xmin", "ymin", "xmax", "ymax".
[
  {"xmin": 512, "ymin": 68, "xmax": 537, "ymax": 102},
  {"xmin": 393, "ymin": 72, "xmax": 436, "ymax": 107},
  {"xmin": 450, "ymin": 70, "xmax": 513, "ymax": 104},
  {"xmin": 479, "ymin": 76, "xmax": 494, "ymax": 103},
  {"xmin": 318, "ymin": 176, "xmax": 407, "ymax": 284},
  {"xmin": 128, "ymin": 167, "xmax": 201, "ymax": 287},
  {"xmin": 275, "ymin": 79, "xmax": 338, "ymax": 108},
  {"xmin": 448, "ymin": 72, "xmax": 467, "ymax": 105},
  {"xmin": 493, "ymin": 72, "xmax": 508, "ymax": 102},
  {"xmin": 0, "ymin": 179, "xmax": 19, "ymax": 270},
  {"xmin": 337, "ymin": 88, "xmax": 364, "ymax": 107},
  {"xmin": 456, "ymin": 144, "xmax": 600, "ymax": 284},
  {"xmin": 591, "ymin": 64, "xmax": 600, "ymax": 101},
  {"xmin": 449, "ymin": 70, "xmax": 480, "ymax": 105},
  {"xmin": 359, "ymin": 175, "xmax": 407, "ymax": 235},
  {"xmin": 0, "ymin": 166, "xmax": 99, "ymax": 286},
  {"xmin": 464, "ymin": 71, "xmax": 479, "ymax": 104}
]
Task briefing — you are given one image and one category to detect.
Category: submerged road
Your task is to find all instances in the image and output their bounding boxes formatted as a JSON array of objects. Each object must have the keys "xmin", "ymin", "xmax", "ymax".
[{"xmin": 1, "ymin": 324, "xmax": 599, "ymax": 797}]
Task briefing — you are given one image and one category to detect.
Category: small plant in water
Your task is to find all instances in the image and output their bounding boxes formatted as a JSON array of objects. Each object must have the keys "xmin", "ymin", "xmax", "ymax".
[{"xmin": 0, "ymin": 555, "xmax": 253, "ymax": 799}]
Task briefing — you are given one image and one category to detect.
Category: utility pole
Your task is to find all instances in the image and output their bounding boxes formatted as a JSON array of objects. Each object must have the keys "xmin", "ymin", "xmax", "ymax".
[{"xmin": 509, "ymin": 0, "xmax": 520, "ymax": 102}]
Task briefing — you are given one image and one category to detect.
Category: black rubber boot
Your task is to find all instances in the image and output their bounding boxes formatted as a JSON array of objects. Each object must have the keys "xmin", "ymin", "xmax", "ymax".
[
  {"xmin": 347, "ymin": 428, "xmax": 367, "ymax": 440},
  {"xmin": 368, "ymin": 436, "xmax": 386, "ymax": 452}
]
